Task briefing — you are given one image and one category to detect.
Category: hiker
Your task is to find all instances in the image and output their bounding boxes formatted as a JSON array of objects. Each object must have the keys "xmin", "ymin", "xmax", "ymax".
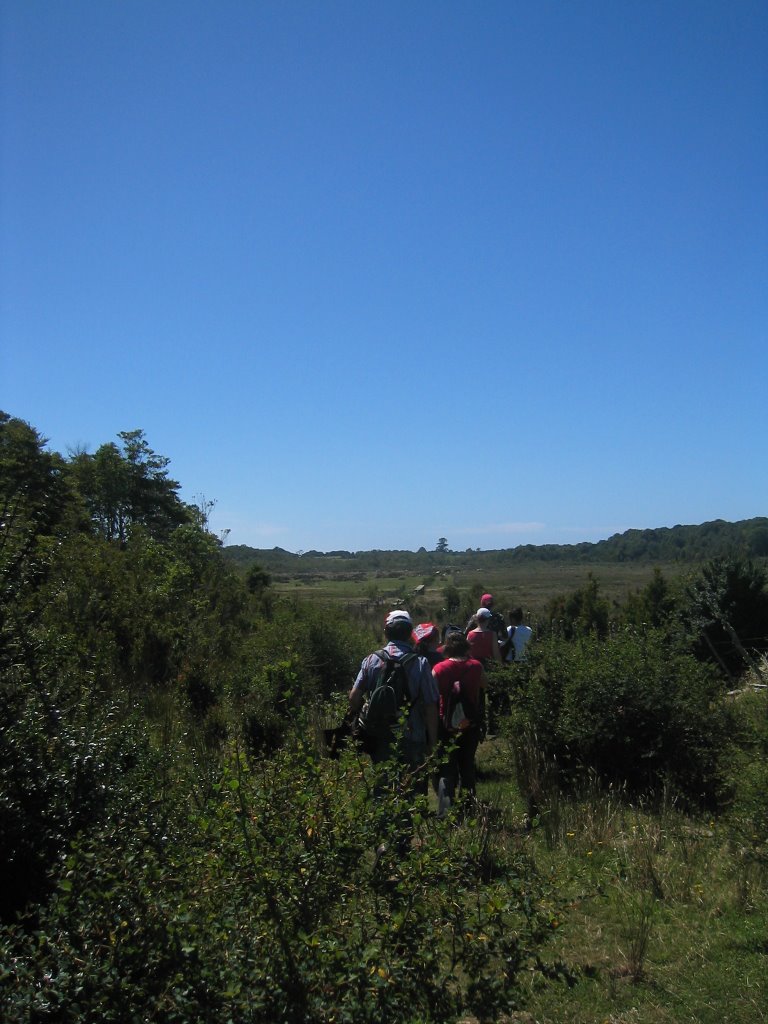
[
  {"xmin": 433, "ymin": 630, "xmax": 488, "ymax": 814},
  {"xmin": 466, "ymin": 608, "xmax": 501, "ymax": 737},
  {"xmin": 348, "ymin": 609, "xmax": 439, "ymax": 793},
  {"xmin": 466, "ymin": 593, "xmax": 506, "ymax": 639},
  {"xmin": 505, "ymin": 607, "xmax": 532, "ymax": 662},
  {"xmin": 412, "ymin": 622, "xmax": 444, "ymax": 667},
  {"xmin": 440, "ymin": 622, "xmax": 465, "ymax": 646},
  {"xmin": 466, "ymin": 607, "xmax": 503, "ymax": 666}
]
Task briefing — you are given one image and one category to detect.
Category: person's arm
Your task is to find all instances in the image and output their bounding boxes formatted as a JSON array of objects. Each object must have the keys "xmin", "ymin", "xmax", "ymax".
[
  {"xmin": 478, "ymin": 666, "xmax": 489, "ymax": 690},
  {"xmin": 348, "ymin": 684, "xmax": 365, "ymax": 716},
  {"xmin": 348, "ymin": 657, "xmax": 371, "ymax": 716}
]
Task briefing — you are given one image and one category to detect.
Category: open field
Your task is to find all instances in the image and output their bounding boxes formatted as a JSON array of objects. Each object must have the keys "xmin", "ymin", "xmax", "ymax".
[{"xmin": 271, "ymin": 561, "xmax": 686, "ymax": 618}]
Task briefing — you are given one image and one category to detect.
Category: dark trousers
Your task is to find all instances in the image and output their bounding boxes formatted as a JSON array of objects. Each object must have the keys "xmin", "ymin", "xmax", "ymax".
[{"xmin": 436, "ymin": 727, "xmax": 480, "ymax": 814}]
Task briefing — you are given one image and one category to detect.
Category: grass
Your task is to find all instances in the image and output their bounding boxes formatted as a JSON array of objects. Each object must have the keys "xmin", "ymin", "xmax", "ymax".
[
  {"xmin": 277, "ymin": 573, "xmax": 428, "ymax": 602},
  {"xmin": 272, "ymin": 562, "xmax": 684, "ymax": 620},
  {"xmin": 464, "ymin": 738, "xmax": 768, "ymax": 1024}
]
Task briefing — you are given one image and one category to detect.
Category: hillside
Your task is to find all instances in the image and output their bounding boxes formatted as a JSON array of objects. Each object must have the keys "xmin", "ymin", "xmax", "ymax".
[{"xmin": 223, "ymin": 516, "xmax": 768, "ymax": 573}]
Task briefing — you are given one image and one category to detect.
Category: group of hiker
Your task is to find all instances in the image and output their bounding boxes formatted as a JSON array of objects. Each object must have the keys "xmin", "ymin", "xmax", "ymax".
[{"xmin": 346, "ymin": 594, "xmax": 532, "ymax": 818}]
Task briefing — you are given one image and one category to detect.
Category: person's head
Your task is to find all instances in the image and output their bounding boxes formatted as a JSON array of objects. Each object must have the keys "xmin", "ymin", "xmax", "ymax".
[
  {"xmin": 509, "ymin": 607, "xmax": 524, "ymax": 625},
  {"xmin": 384, "ymin": 609, "xmax": 413, "ymax": 641},
  {"xmin": 442, "ymin": 631, "xmax": 470, "ymax": 657},
  {"xmin": 476, "ymin": 607, "xmax": 492, "ymax": 627},
  {"xmin": 412, "ymin": 622, "xmax": 439, "ymax": 650},
  {"xmin": 480, "ymin": 593, "xmax": 494, "ymax": 608}
]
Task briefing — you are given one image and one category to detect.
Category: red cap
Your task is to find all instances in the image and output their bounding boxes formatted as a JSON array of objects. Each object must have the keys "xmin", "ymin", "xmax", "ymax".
[
  {"xmin": 481, "ymin": 593, "xmax": 493, "ymax": 606},
  {"xmin": 412, "ymin": 622, "xmax": 438, "ymax": 645}
]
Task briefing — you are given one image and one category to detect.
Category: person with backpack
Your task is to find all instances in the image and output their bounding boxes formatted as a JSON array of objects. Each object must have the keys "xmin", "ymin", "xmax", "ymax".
[
  {"xmin": 466, "ymin": 607, "xmax": 503, "ymax": 666},
  {"xmin": 348, "ymin": 609, "xmax": 439, "ymax": 793},
  {"xmin": 464, "ymin": 609, "xmax": 500, "ymax": 737},
  {"xmin": 466, "ymin": 593, "xmax": 506, "ymax": 639},
  {"xmin": 505, "ymin": 607, "xmax": 533, "ymax": 662},
  {"xmin": 432, "ymin": 631, "xmax": 488, "ymax": 815}
]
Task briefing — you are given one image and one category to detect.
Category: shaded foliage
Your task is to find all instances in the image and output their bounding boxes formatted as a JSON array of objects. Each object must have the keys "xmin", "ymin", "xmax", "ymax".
[
  {"xmin": 680, "ymin": 557, "xmax": 768, "ymax": 678},
  {"xmin": 724, "ymin": 689, "xmax": 768, "ymax": 872},
  {"xmin": 508, "ymin": 629, "xmax": 730, "ymax": 807},
  {"xmin": 0, "ymin": 731, "xmax": 559, "ymax": 1023}
]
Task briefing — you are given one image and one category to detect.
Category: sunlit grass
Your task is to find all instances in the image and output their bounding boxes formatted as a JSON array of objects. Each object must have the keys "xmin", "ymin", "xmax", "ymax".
[
  {"xmin": 471, "ymin": 737, "xmax": 768, "ymax": 1024},
  {"xmin": 270, "ymin": 562, "xmax": 682, "ymax": 619}
]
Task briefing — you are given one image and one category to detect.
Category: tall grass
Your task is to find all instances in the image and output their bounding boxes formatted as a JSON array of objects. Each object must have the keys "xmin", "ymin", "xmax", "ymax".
[{"xmin": 474, "ymin": 726, "xmax": 767, "ymax": 1024}]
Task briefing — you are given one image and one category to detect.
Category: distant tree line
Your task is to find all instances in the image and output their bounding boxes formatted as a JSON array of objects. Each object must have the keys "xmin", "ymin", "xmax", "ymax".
[{"xmin": 223, "ymin": 516, "xmax": 768, "ymax": 575}]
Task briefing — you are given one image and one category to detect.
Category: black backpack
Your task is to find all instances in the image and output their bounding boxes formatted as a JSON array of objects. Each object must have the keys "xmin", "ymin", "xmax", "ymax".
[
  {"xmin": 500, "ymin": 625, "xmax": 516, "ymax": 661},
  {"xmin": 357, "ymin": 649, "xmax": 418, "ymax": 740}
]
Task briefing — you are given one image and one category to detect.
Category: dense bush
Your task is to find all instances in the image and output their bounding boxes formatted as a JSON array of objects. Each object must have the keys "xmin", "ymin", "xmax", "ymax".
[
  {"xmin": 543, "ymin": 573, "xmax": 611, "ymax": 640},
  {"xmin": 619, "ymin": 566, "xmax": 677, "ymax": 630},
  {"xmin": 0, "ymin": 736, "xmax": 559, "ymax": 1023},
  {"xmin": 680, "ymin": 557, "xmax": 768, "ymax": 678},
  {"xmin": 0, "ymin": 672, "xmax": 160, "ymax": 922},
  {"xmin": 507, "ymin": 629, "xmax": 731, "ymax": 807}
]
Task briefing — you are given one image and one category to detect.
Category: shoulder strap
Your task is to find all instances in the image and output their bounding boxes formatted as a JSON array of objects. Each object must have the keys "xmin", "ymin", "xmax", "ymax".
[
  {"xmin": 398, "ymin": 650, "xmax": 420, "ymax": 711},
  {"xmin": 375, "ymin": 648, "xmax": 416, "ymax": 694},
  {"xmin": 375, "ymin": 648, "xmax": 417, "ymax": 669}
]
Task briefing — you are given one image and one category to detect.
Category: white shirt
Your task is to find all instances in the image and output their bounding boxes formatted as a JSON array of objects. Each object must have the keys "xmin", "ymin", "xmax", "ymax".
[{"xmin": 507, "ymin": 624, "xmax": 532, "ymax": 662}]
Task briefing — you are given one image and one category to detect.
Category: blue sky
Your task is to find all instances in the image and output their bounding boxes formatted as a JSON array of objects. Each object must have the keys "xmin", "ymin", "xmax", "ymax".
[{"xmin": 2, "ymin": 1, "xmax": 766, "ymax": 552}]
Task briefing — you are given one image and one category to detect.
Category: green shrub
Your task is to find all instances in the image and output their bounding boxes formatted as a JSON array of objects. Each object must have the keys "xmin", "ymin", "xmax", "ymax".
[
  {"xmin": 0, "ymin": 669, "xmax": 159, "ymax": 922},
  {"xmin": 543, "ymin": 573, "xmax": 610, "ymax": 639},
  {"xmin": 0, "ymin": 738, "xmax": 559, "ymax": 1023},
  {"xmin": 243, "ymin": 600, "xmax": 368, "ymax": 699},
  {"xmin": 680, "ymin": 557, "xmax": 768, "ymax": 677},
  {"xmin": 508, "ymin": 629, "xmax": 729, "ymax": 807},
  {"xmin": 238, "ymin": 657, "xmax": 306, "ymax": 757}
]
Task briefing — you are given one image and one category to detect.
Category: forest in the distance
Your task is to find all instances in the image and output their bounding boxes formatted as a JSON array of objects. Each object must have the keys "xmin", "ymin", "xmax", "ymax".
[{"xmin": 224, "ymin": 515, "xmax": 768, "ymax": 574}]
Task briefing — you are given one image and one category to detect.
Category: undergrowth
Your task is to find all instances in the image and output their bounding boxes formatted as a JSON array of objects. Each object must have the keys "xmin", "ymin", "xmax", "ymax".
[{"xmin": 474, "ymin": 727, "xmax": 768, "ymax": 1024}]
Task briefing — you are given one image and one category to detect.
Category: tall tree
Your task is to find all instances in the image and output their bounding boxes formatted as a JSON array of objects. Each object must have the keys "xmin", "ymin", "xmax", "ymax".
[{"xmin": 70, "ymin": 430, "xmax": 191, "ymax": 543}]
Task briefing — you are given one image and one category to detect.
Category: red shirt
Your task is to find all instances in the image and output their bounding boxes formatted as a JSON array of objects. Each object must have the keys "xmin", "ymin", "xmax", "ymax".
[
  {"xmin": 466, "ymin": 628, "xmax": 497, "ymax": 663},
  {"xmin": 432, "ymin": 657, "xmax": 484, "ymax": 721}
]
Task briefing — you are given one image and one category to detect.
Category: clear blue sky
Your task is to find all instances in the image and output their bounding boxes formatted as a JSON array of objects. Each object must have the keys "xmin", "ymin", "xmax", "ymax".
[{"xmin": 2, "ymin": 1, "xmax": 766, "ymax": 552}]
